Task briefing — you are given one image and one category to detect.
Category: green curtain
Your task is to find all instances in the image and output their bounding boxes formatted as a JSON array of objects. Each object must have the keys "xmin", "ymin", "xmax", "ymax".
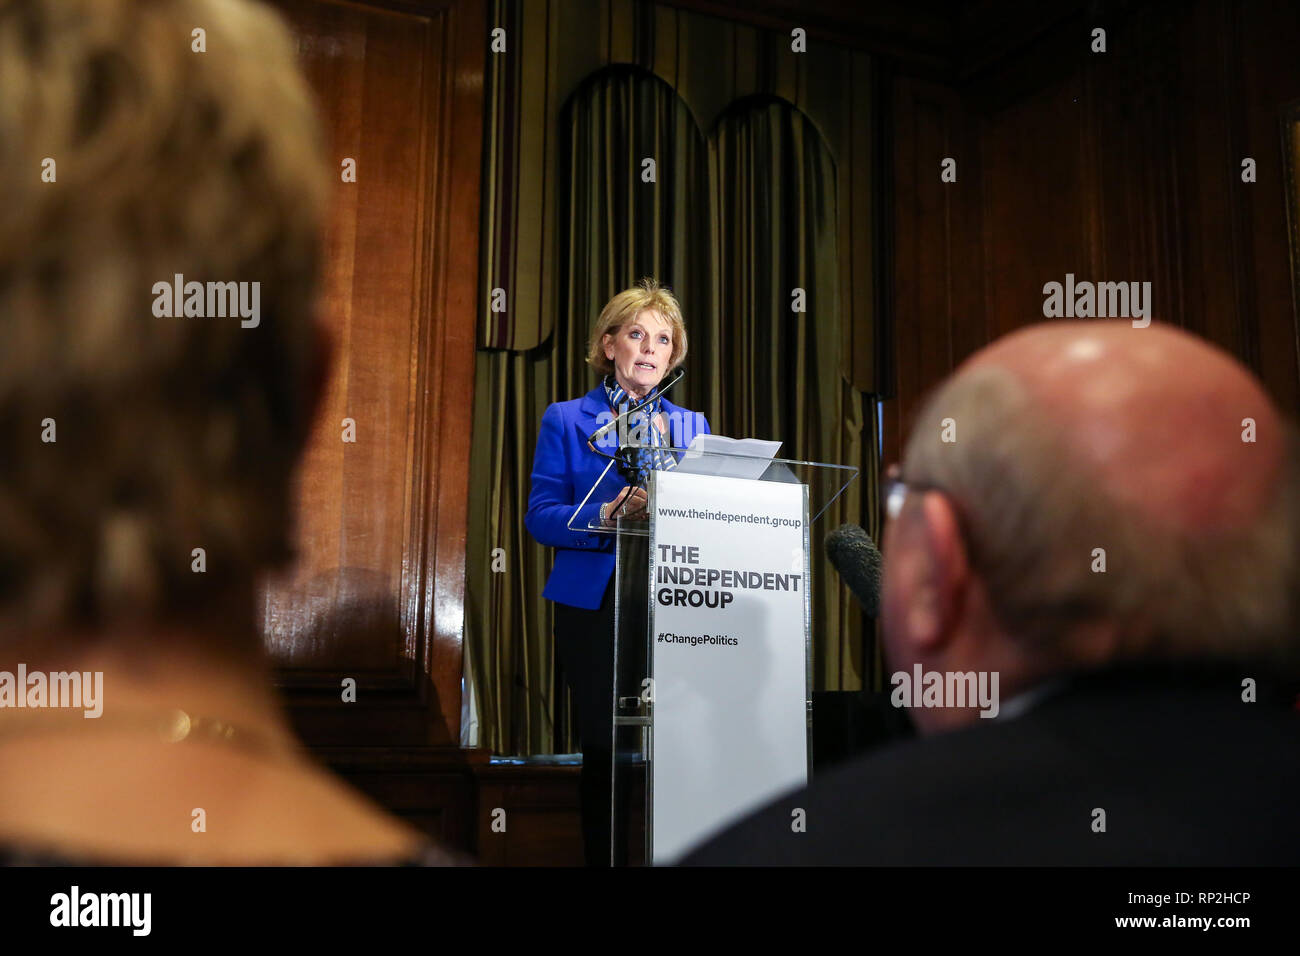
[
  {"xmin": 558, "ymin": 67, "xmax": 716, "ymax": 417},
  {"xmin": 465, "ymin": 70, "xmax": 876, "ymax": 757},
  {"xmin": 465, "ymin": 68, "xmax": 710, "ymax": 755},
  {"xmin": 464, "ymin": 347, "xmax": 563, "ymax": 754},
  {"xmin": 710, "ymin": 97, "xmax": 871, "ymax": 692}
]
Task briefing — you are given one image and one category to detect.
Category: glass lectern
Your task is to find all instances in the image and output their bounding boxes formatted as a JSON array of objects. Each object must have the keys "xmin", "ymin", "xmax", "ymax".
[{"xmin": 568, "ymin": 443, "xmax": 857, "ymax": 865}]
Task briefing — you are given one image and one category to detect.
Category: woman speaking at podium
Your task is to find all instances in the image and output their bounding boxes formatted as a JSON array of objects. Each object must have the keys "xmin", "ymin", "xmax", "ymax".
[{"xmin": 525, "ymin": 278, "xmax": 710, "ymax": 866}]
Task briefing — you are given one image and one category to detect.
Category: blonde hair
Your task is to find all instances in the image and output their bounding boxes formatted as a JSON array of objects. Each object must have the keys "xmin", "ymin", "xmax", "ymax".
[
  {"xmin": 586, "ymin": 278, "xmax": 688, "ymax": 376},
  {"xmin": 0, "ymin": 0, "xmax": 328, "ymax": 629}
]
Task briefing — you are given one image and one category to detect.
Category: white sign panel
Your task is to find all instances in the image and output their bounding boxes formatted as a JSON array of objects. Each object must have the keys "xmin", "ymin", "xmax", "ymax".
[{"xmin": 650, "ymin": 470, "xmax": 809, "ymax": 863}]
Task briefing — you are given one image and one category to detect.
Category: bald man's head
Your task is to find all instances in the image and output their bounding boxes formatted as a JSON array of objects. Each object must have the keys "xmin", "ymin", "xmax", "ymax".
[
  {"xmin": 883, "ymin": 320, "xmax": 1300, "ymax": 715},
  {"xmin": 963, "ymin": 322, "xmax": 1286, "ymax": 533}
]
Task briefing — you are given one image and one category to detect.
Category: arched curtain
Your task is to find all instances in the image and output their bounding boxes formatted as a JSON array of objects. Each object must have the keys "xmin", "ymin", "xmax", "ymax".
[
  {"xmin": 710, "ymin": 97, "xmax": 872, "ymax": 691},
  {"xmin": 464, "ymin": 67, "xmax": 711, "ymax": 755},
  {"xmin": 558, "ymin": 67, "xmax": 717, "ymax": 417}
]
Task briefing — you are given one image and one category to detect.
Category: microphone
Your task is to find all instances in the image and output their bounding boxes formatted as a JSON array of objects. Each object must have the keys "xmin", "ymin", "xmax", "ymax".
[
  {"xmin": 825, "ymin": 524, "xmax": 882, "ymax": 618},
  {"xmin": 586, "ymin": 366, "xmax": 686, "ymax": 453}
]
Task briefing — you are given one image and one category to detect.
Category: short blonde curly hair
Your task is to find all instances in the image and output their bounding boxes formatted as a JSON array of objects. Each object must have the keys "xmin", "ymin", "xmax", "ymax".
[
  {"xmin": 0, "ymin": 0, "xmax": 328, "ymax": 629},
  {"xmin": 586, "ymin": 278, "xmax": 688, "ymax": 376}
]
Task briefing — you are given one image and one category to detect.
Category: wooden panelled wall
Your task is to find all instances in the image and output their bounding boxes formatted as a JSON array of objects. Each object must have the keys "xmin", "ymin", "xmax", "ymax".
[
  {"xmin": 257, "ymin": 0, "xmax": 487, "ymax": 850},
  {"xmin": 883, "ymin": 0, "xmax": 1300, "ymax": 465}
]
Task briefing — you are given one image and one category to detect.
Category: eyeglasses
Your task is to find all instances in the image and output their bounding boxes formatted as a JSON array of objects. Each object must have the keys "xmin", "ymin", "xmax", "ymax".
[
  {"xmin": 883, "ymin": 463, "xmax": 929, "ymax": 521},
  {"xmin": 881, "ymin": 463, "xmax": 968, "ymax": 537}
]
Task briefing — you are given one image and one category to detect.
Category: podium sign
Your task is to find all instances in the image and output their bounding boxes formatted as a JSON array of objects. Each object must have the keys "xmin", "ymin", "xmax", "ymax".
[
  {"xmin": 569, "ymin": 443, "xmax": 855, "ymax": 866},
  {"xmin": 648, "ymin": 470, "xmax": 811, "ymax": 863}
]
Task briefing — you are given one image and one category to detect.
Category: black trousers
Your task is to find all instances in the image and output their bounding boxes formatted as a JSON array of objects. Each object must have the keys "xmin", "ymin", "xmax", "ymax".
[{"xmin": 553, "ymin": 580, "xmax": 623, "ymax": 867}]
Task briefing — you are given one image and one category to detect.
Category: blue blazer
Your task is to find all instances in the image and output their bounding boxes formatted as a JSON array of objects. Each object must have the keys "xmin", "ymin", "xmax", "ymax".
[{"xmin": 525, "ymin": 384, "xmax": 711, "ymax": 609}]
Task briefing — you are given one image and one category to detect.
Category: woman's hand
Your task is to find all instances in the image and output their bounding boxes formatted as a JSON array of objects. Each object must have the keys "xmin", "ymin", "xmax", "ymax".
[{"xmin": 603, "ymin": 486, "xmax": 649, "ymax": 524}]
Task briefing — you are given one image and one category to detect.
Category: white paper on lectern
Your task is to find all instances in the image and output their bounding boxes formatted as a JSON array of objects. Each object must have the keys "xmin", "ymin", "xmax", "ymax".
[
  {"xmin": 675, "ymin": 434, "xmax": 782, "ymax": 480},
  {"xmin": 650, "ymin": 470, "xmax": 808, "ymax": 863}
]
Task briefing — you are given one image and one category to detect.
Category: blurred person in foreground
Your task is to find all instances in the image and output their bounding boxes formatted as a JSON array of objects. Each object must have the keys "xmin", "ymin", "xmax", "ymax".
[
  {"xmin": 0, "ymin": 0, "xmax": 454, "ymax": 864},
  {"xmin": 685, "ymin": 320, "xmax": 1300, "ymax": 865}
]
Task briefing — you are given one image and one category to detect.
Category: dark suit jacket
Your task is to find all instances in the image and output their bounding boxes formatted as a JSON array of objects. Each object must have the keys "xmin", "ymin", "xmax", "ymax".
[{"xmin": 682, "ymin": 662, "xmax": 1300, "ymax": 865}]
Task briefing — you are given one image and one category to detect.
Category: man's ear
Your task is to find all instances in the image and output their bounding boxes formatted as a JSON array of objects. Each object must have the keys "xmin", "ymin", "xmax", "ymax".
[{"xmin": 903, "ymin": 492, "xmax": 970, "ymax": 653}]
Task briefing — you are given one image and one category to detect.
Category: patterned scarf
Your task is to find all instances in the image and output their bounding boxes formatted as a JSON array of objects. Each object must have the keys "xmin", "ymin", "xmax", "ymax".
[{"xmin": 603, "ymin": 373, "xmax": 679, "ymax": 484}]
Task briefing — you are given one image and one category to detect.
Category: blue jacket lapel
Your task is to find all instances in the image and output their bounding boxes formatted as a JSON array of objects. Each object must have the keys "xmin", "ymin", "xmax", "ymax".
[{"xmin": 578, "ymin": 385, "xmax": 606, "ymax": 421}]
